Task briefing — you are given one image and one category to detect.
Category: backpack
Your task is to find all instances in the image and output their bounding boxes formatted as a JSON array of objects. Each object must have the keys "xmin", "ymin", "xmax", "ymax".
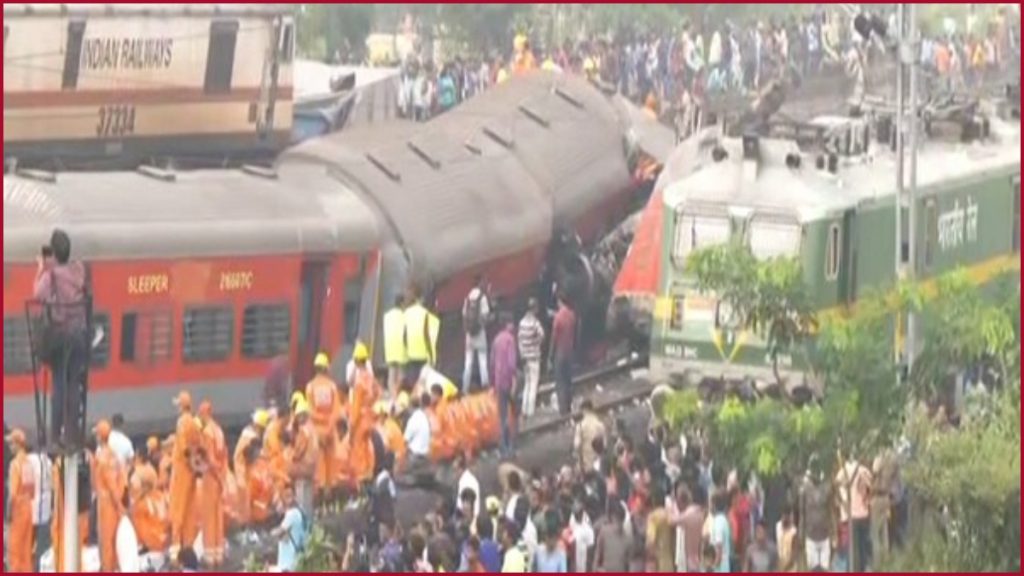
[{"xmin": 463, "ymin": 291, "xmax": 484, "ymax": 336}]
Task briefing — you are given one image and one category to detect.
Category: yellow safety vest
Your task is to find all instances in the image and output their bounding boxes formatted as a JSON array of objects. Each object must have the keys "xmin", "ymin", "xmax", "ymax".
[
  {"xmin": 383, "ymin": 308, "xmax": 407, "ymax": 365},
  {"xmin": 404, "ymin": 303, "xmax": 431, "ymax": 363},
  {"xmin": 427, "ymin": 312, "xmax": 440, "ymax": 366}
]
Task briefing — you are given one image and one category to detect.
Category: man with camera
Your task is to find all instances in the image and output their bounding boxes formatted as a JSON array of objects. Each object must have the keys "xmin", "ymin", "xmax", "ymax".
[{"xmin": 32, "ymin": 229, "xmax": 88, "ymax": 446}]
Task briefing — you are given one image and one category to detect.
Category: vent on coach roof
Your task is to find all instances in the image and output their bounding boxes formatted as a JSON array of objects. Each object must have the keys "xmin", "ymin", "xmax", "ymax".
[
  {"xmin": 366, "ymin": 153, "xmax": 401, "ymax": 182},
  {"xmin": 555, "ymin": 87, "xmax": 584, "ymax": 110},
  {"xmin": 241, "ymin": 164, "xmax": 278, "ymax": 180},
  {"xmin": 483, "ymin": 126, "xmax": 514, "ymax": 149},
  {"xmin": 406, "ymin": 141, "xmax": 441, "ymax": 170},
  {"xmin": 518, "ymin": 104, "xmax": 550, "ymax": 128},
  {"xmin": 137, "ymin": 165, "xmax": 176, "ymax": 183}
]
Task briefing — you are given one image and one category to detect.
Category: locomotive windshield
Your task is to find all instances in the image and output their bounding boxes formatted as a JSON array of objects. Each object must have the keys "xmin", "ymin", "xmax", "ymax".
[
  {"xmin": 672, "ymin": 213, "xmax": 730, "ymax": 263},
  {"xmin": 749, "ymin": 221, "xmax": 802, "ymax": 260}
]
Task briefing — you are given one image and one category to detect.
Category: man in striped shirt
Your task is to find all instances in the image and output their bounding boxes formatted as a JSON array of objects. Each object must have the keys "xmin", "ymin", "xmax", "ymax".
[{"xmin": 517, "ymin": 298, "xmax": 546, "ymax": 419}]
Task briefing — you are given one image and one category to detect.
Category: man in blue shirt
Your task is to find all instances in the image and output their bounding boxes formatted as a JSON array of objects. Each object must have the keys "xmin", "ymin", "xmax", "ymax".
[
  {"xmin": 710, "ymin": 490, "xmax": 733, "ymax": 573},
  {"xmin": 272, "ymin": 486, "xmax": 308, "ymax": 572}
]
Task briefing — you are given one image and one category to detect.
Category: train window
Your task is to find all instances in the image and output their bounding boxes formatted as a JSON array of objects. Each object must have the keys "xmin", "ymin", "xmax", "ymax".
[
  {"xmin": 242, "ymin": 304, "xmax": 291, "ymax": 359},
  {"xmin": 672, "ymin": 213, "xmax": 730, "ymax": 263},
  {"xmin": 750, "ymin": 221, "xmax": 801, "ymax": 260},
  {"xmin": 182, "ymin": 306, "xmax": 234, "ymax": 363},
  {"xmin": 1013, "ymin": 177, "xmax": 1020, "ymax": 253},
  {"xmin": 62, "ymin": 21, "xmax": 86, "ymax": 90},
  {"xmin": 825, "ymin": 223, "xmax": 841, "ymax": 281},
  {"xmin": 924, "ymin": 199, "xmax": 938, "ymax": 269},
  {"xmin": 120, "ymin": 310, "xmax": 173, "ymax": 365},
  {"xmin": 90, "ymin": 313, "xmax": 111, "ymax": 369},
  {"xmin": 3, "ymin": 316, "xmax": 33, "ymax": 375},
  {"xmin": 205, "ymin": 21, "xmax": 239, "ymax": 94}
]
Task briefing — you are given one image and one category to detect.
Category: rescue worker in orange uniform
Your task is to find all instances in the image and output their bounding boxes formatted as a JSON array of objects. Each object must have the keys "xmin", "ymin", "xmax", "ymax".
[
  {"xmin": 262, "ymin": 406, "xmax": 291, "ymax": 507},
  {"xmin": 233, "ymin": 409, "xmax": 269, "ymax": 525},
  {"xmin": 94, "ymin": 419, "xmax": 127, "ymax": 572},
  {"xmin": 306, "ymin": 352, "xmax": 342, "ymax": 515},
  {"xmin": 158, "ymin": 435, "xmax": 174, "ymax": 491},
  {"xmin": 169, "ymin": 391, "xmax": 201, "ymax": 563},
  {"xmin": 375, "ymin": 401, "xmax": 407, "ymax": 473},
  {"xmin": 130, "ymin": 456, "xmax": 169, "ymax": 554},
  {"xmin": 290, "ymin": 398, "xmax": 319, "ymax": 520},
  {"xmin": 512, "ymin": 34, "xmax": 537, "ymax": 75},
  {"xmin": 348, "ymin": 342, "xmax": 380, "ymax": 488},
  {"xmin": 198, "ymin": 400, "xmax": 228, "ymax": 567},
  {"xmin": 5, "ymin": 429, "xmax": 34, "ymax": 573},
  {"xmin": 129, "ymin": 442, "xmax": 159, "ymax": 507}
]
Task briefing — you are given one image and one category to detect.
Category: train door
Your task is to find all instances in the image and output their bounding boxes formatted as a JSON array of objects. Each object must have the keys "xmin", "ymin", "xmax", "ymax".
[{"xmin": 296, "ymin": 260, "xmax": 328, "ymax": 387}]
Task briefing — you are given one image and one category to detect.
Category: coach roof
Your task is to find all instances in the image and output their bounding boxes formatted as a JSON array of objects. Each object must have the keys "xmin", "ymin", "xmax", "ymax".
[{"xmin": 3, "ymin": 164, "xmax": 379, "ymax": 263}]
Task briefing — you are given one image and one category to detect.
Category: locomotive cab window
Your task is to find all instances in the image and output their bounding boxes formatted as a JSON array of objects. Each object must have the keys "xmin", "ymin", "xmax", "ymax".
[
  {"xmin": 205, "ymin": 21, "xmax": 239, "ymax": 94},
  {"xmin": 121, "ymin": 310, "xmax": 173, "ymax": 365},
  {"xmin": 182, "ymin": 306, "xmax": 234, "ymax": 363},
  {"xmin": 924, "ymin": 199, "xmax": 938, "ymax": 269},
  {"xmin": 242, "ymin": 303, "xmax": 291, "ymax": 359},
  {"xmin": 62, "ymin": 20, "xmax": 86, "ymax": 90},
  {"xmin": 3, "ymin": 316, "xmax": 33, "ymax": 376},
  {"xmin": 672, "ymin": 212, "xmax": 730, "ymax": 264},
  {"xmin": 825, "ymin": 223, "xmax": 841, "ymax": 281}
]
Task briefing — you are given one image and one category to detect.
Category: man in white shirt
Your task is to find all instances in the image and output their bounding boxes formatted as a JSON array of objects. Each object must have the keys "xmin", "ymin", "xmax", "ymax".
[
  {"xmin": 403, "ymin": 394, "xmax": 432, "ymax": 466},
  {"xmin": 108, "ymin": 413, "xmax": 134, "ymax": 468},
  {"xmin": 454, "ymin": 454, "xmax": 480, "ymax": 520},
  {"xmin": 28, "ymin": 449, "xmax": 53, "ymax": 571},
  {"xmin": 461, "ymin": 276, "xmax": 492, "ymax": 394}
]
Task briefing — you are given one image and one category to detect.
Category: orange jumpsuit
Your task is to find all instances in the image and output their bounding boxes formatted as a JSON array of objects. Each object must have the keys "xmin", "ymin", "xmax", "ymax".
[
  {"xmin": 200, "ymin": 418, "xmax": 229, "ymax": 565},
  {"xmin": 129, "ymin": 460, "xmax": 158, "ymax": 506},
  {"xmin": 377, "ymin": 417, "xmax": 407, "ymax": 472},
  {"xmin": 6, "ymin": 450, "xmax": 34, "ymax": 573},
  {"xmin": 263, "ymin": 418, "xmax": 290, "ymax": 504},
  {"xmin": 333, "ymin": 435, "xmax": 355, "ymax": 490},
  {"xmin": 158, "ymin": 450, "xmax": 173, "ymax": 491},
  {"xmin": 291, "ymin": 419, "xmax": 320, "ymax": 484},
  {"xmin": 232, "ymin": 424, "xmax": 262, "ymax": 526},
  {"xmin": 169, "ymin": 412, "xmax": 201, "ymax": 558},
  {"xmin": 131, "ymin": 484, "xmax": 169, "ymax": 553},
  {"xmin": 247, "ymin": 456, "xmax": 275, "ymax": 524},
  {"xmin": 348, "ymin": 368, "xmax": 379, "ymax": 484},
  {"xmin": 306, "ymin": 373, "xmax": 342, "ymax": 492},
  {"xmin": 95, "ymin": 443, "xmax": 127, "ymax": 572}
]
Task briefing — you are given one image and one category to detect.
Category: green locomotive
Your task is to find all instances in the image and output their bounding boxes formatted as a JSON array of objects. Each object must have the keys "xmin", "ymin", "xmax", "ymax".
[{"xmin": 649, "ymin": 111, "xmax": 1020, "ymax": 397}]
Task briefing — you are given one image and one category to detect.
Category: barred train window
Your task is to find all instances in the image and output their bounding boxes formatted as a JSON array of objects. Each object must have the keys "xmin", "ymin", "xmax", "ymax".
[
  {"xmin": 825, "ymin": 223, "xmax": 841, "ymax": 281},
  {"xmin": 3, "ymin": 316, "xmax": 32, "ymax": 375},
  {"xmin": 121, "ymin": 310, "xmax": 173, "ymax": 365},
  {"xmin": 182, "ymin": 306, "xmax": 234, "ymax": 363},
  {"xmin": 242, "ymin": 304, "xmax": 291, "ymax": 359},
  {"xmin": 2, "ymin": 313, "xmax": 110, "ymax": 374}
]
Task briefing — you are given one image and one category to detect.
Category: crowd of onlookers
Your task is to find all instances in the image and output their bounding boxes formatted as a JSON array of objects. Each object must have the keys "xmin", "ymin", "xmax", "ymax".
[{"xmin": 393, "ymin": 7, "xmax": 1019, "ymax": 131}]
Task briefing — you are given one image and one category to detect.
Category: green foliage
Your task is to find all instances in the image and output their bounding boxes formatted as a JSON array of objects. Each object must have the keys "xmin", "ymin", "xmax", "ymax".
[
  {"xmin": 882, "ymin": 383, "xmax": 1021, "ymax": 572},
  {"xmin": 686, "ymin": 241, "xmax": 816, "ymax": 379},
  {"xmin": 912, "ymin": 268, "xmax": 1018, "ymax": 400},
  {"xmin": 295, "ymin": 525, "xmax": 343, "ymax": 572},
  {"xmin": 297, "ymin": 4, "xmax": 377, "ymax": 61}
]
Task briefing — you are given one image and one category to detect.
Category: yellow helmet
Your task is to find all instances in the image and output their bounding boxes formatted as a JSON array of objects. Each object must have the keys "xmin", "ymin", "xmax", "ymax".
[
  {"xmin": 290, "ymin": 391, "xmax": 306, "ymax": 410},
  {"xmin": 253, "ymin": 409, "xmax": 270, "ymax": 428},
  {"xmin": 514, "ymin": 34, "xmax": 527, "ymax": 52},
  {"xmin": 294, "ymin": 398, "xmax": 311, "ymax": 417},
  {"xmin": 353, "ymin": 342, "xmax": 369, "ymax": 362},
  {"xmin": 314, "ymin": 353, "xmax": 330, "ymax": 370},
  {"xmin": 373, "ymin": 401, "xmax": 389, "ymax": 416},
  {"xmin": 395, "ymin": 391, "xmax": 411, "ymax": 413}
]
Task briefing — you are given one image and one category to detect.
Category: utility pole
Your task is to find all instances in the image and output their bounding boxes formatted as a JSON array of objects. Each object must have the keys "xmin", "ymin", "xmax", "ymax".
[{"xmin": 894, "ymin": 3, "xmax": 919, "ymax": 378}]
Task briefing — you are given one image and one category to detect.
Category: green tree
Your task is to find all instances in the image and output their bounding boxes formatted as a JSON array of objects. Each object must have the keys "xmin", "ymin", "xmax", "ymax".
[
  {"xmin": 297, "ymin": 4, "xmax": 376, "ymax": 61},
  {"xmin": 686, "ymin": 240, "xmax": 816, "ymax": 384}
]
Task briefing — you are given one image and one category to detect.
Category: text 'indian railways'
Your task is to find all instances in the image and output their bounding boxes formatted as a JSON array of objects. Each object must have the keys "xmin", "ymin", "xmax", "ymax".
[{"xmin": 82, "ymin": 37, "xmax": 174, "ymax": 71}]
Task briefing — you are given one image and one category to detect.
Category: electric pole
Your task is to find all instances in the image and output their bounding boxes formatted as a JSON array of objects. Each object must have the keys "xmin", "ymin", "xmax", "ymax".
[{"xmin": 894, "ymin": 3, "xmax": 919, "ymax": 378}]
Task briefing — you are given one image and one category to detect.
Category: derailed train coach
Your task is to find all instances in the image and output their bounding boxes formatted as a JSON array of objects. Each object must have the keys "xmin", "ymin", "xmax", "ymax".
[{"xmin": 2, "ymin": 72, "xmax": 651, "ymax": 433}]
